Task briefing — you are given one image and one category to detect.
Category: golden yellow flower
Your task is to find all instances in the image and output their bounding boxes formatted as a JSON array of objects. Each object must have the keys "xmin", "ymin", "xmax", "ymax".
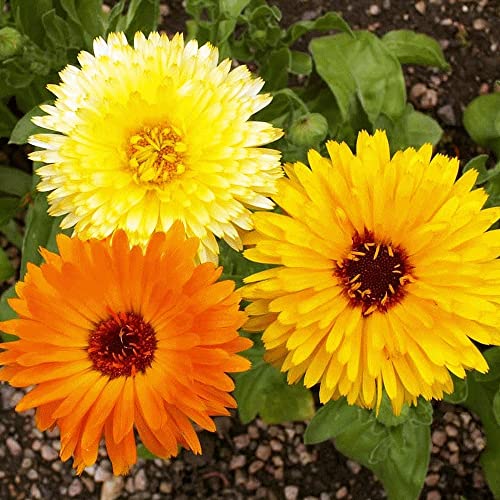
[
  {"xmin": 29, "ymin": 32, "xmax": 283, "ymax": 263},
  {"xmin": 242, "ymin": 130, "xmax": 500, "ymax": 414}
]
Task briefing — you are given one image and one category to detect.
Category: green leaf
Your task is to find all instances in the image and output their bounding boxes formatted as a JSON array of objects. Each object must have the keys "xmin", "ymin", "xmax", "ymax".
[
  {"xmin": 382, "ymin": 30, "xmax": 449, "ymax": 70},
  {"xmin": 0, "ymin": 219, "xmax": 23, "ymax": 249},
  {"xmin": 376, "ymin": 104, "xmax": 442, "ymax": 152},
  {"xmin": 76, "ymin": 0, "xmax": 106, "ymax": 40},
  {"xmin": 233, "ymin": 338, "xmax": 315, "ymax": 424},
  {"xmin": 289, "ymin": 50, "xmax": 312, "ymax": 76},
  {"xmin": 0, "ymin": 167, "xmax": 32, "ymax": 197},
  {"xmin": 9, "ymin": 103, "xmax": 51, "ymax": 145},
  {"xmin": 443, "ymin": 374, "xmax": 468, "ymax": 404},
  {"xmin": 334, "ymin": 404, "xmax": 431, "ymax": 500},
  {"xmin": 285, "ymin": 11, "xmax": 353, "ymax": 45},
  {"xmin": 41, "ymin": 9, "xmax": 73, "ymax": 49},
  {"xmin": 0, "ymin": 100, "xmax": 17, "ymax": 138},
  {"xmin": 0, "ymin": 247, "xmax": 14, "ymax": 281},
  {"xmin": 304, "ymin": 398, "xmax": 360, "ymax": 444},
  {"xmin": 375, "ymin": 393, "xmax": 410, "ymax": 427},
  {"xmin": 105, "ymin": 0, "xmax": 126, "ymax": 33},
  {"xmin": 10, "ymin": 0, "xmax": 53, "ymax": 46},
  {"xmin": 0, "ymin": 197, "xmax": 20, "ymax": 226},
  {"xmin": 20, "ymin": 191, "xmax": 64, "ymax": 278},
  {"xmin": 260, "ymin": 47, "xmax": 290, "ymax": 91},
  {"xmin": 220, "ymin": 0, "xmax": 251, "ymax": 18},
  {"xmin": 310, "ymin": 31, "xmax": 406, "ymax": 124},
  {"xmin": 116, "ymin": 0, "xmax": 160, "ymax": 39},
  {"xmin": 0, "ymin": 285, "xmax": 18, "ymax": 341},
  {"xmin": 463, "ymin": 93, "xmax": 500, "ymax": 159}
]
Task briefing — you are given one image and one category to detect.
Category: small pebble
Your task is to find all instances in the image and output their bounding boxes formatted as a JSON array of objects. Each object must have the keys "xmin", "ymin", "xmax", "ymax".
[
  {"xmin": 437, "ymin": 104, "xmax": 456, "ymax": 125},
  {"xmin": 40, "ymin": 444, "xmax": 59, "ymax": 462},
  {"xmin": 427, "ymin": 490, "xmax": 441, "ymax": 500},
  {"xmin": 368, "ymin": 4, "xmax": 381, "ymax": 16},
  {"xmin": 249, "ymin": 460, "xmax": 265, "ymax": 474},
  {"xmin": 68, "ymin": 478, "xmax": 83, "ymax": 497},
  {"xmin": 256, "ymin": 444, "xmax": 272, "ymax": 461},
  {"xmin": 425, "ymin": 473, "xmax": 440, "ymax": 487},
  {"xmin": 234, "ymin": 434, "xmax": 250, "ymax": 450},
  {"xmin": 473, "ymin": 18, "xmax": 488, "ymax": 30},
  {"xmin": 134, "ymin": 469, "xmax": 147, "ymax": 491},
  {"xmin": 346, "ymin": 460, "xmax": 361, "ymax": 474},
  {"xmin": 30, "ymin": 484, "xmax": 42, "ymax": 499},
  {"xmin": 285, "ymin": 485, "xmax": 300, "ymax": 500},
  {"xmin": 336, "ymin": 486, "xmax": 348, "ymax": 499},
  {"xmin": 6, "ymin": 437, "xmax": 22, "ymax": 457},
  {"xmin": 100, "ymin": 477, "xmax": 124, "ymax": 500},
  {"xmin": 432, "ymin": 430, "xmax": 447, "ymax": 447},
  {"xmin": 445, "ymin": 425, "xmax": 458, "ymax": 438},
  {"xmin": 415, "ymin": 1, "xmax": 426, "ymax": 14},
  {"xmin": 229, "ymin": 455, "xmax": 247, "ymax": 470},
  {"xmin": 159, "ymin": 481, "xmax": 173, "ymax": 494}
]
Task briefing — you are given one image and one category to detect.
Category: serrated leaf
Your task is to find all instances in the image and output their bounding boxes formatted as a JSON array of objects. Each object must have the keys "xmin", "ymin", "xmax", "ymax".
[
  {"xmin": 0, "ymin": 166, "xmax": 31, "ymax": 197},
  {"xmin": 0, "ymin": 246, "xmax": 14, "ymax": 281},
  {"xmin": 9, "ymin": 103, "xmax": 51, "ymax": 145},
  {"xmin": 382, "ymin": 30, "xmax": 449, "ymax": 70},
  {"xmin": 310, "ymin": 31, "xmax": 406, "ymax": 124},
  {"xmin": 463, "ymin": 93, "xmax": 500, "ymax": 159},
  {"xmin": 20, "ymin": 191, "xmax": 64, "ymax": 278},
  {"xmin": 233, "ymin": 339, "xmax": 314, "ymax": 424}
]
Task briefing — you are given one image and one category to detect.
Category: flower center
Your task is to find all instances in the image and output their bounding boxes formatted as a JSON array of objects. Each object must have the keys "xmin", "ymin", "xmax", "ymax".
[
  {"xmin": 336, "ymin": 234, "xmax": 414, "ymax": 316},
  {"xmin": 88, "ymin": 311, "xmax": 157, "ymax": 378},
  {"xmin": 127, "ymin": 124, "xmax": 187, "ymax": 186}
]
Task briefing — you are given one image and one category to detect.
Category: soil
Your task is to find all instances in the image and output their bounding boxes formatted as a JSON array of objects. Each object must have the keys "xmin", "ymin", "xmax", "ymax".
[{"xmin": 1, "ymin": 0, "xmax": 499, "ymax": 499}]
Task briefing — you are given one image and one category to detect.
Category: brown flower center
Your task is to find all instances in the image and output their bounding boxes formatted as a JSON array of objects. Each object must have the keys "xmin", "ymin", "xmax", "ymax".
[
  {"xmin": 336, "ymin": 233, "xmax": 414, "ymax": 315},
  {"xmin": 88, "ymin": 311, "xmax": 157, "ymax": 378},
  {"xmin": 127, "ymin": 123, "xmax": 187, "ymax": 186}
]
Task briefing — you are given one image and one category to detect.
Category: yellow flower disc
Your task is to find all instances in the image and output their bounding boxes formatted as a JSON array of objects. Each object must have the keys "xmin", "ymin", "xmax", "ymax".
[
  {"xmin": 29, "ymin": 32, "xmax": 283, "ymax": 262},
  {"xmin": 242, "ymin": 130, "xmax": 500, "ymax": 415}
]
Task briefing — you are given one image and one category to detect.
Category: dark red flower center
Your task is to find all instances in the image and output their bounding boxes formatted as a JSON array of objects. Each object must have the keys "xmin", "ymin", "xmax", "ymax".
[
  {"xmin": 336, "ymin": 233, "xmax": 414, "ymax": 315},
  {"xmin": 88, "ymin": 311, "xmax": 157, "ymax": 378}
]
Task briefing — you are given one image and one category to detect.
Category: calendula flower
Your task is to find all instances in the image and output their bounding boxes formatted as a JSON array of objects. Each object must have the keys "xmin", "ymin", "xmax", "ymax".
[
  {"xmin": 242, "ymin": 130, "xmax": 500, "ymax": 415},
  {"xmin": 0, "ymin": 222, "xmax": 250, "ymax": 474},
  {"xmin": 29, "ymin": 32, "xmax": 283, "ymax": 263}
]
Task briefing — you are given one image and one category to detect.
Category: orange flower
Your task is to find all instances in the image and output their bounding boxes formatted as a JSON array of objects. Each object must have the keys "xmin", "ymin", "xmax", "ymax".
[{"xmin": 0, "ymin": 223, "xmax": 250, "ymax": 474}]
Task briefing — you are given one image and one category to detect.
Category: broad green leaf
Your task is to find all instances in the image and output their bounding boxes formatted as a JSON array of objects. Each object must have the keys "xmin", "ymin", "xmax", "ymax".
[
  {"xmin": 20, "ymin": 191, "xmax": 64, "ymax": 278},
  {"xmin": 9, "ymin": 103, "xmax": 51, "ymax": 145},
  {"xmin": 41, "ymin": 9, "xmax": 73, "ymax": 49},
  {"xmin": 116, "ymin": 0, "xmax": 160, "ymax": 39},
  {"xmin": 0, "ymin": 27, "xmax": 23, "ymax": 60},
  {"xmin": 462, "ymin": 375, "xmax": 500, "ymax": 497},
  {"xmin": 0, "ymin": 197, "xmax": 20, "ymax": 226},
  {"xmin": 10, "ymin": 0, "xmax": 53, "ymax": 46},
  {"xmin": 463, "ymin": 93, "xmax": 500, "ymax": 159},
  {"xmin": 304, "ymin": 398, "xmax": 360, "ymax": 444},
  {"xmin": 220, "ymin": 0, "xmax": 251, "ymax": 17},
  {"xmin": 289, "ymin": 50, "xmax": 312, "ymax": 75},
  {"xmin": 260, "ymin": 47, "xmax": 290, "ymax": 91},
  {"xmin": 285, "ymin": 11, "xmax": 353, "ymax": 45},
  {"xmin": 333, "ymin": 404, "xmax": 431, "ymax": 500},
  {"xmin": 310, "ymin": 31, "xmax": 406, "ymax": 124},
  {"xmin": 76, "ymin": 0, "xmax": 106, "ymax": 40},
  {"xmin": 0, "ymin": 166, "xmax": 31, "ymax": 197},
  {"xmin": 462, "ymin": 154, "xmax": 489, "ymax": 181},
  {"xmin": 0, "ymin": 247, "xmax": 14, "ymax": 281},
  {"xmin": 443, "ymin": 374, "xmax": 468, "ymax": 404},
  {"xmin": 233, "ymin": 339, "xmax": 314, "ymax": 424},
  {"xmin": 376, "ymin": 104, "xmax": 442, "ymax": 152},
  {"xmin": 0, "ymin": 285, "xmax": 18, "ymax": 341},
  {"xmin": 375, "ymin": 393, "xmax": 410, "ymax": 427},
  {"xmin": 382, "ymin": 30, "xmax": 449, "ymax": 70},
  {"xmin": 0, "ymin": 100, "xmax": 17, "ymax": 138}
]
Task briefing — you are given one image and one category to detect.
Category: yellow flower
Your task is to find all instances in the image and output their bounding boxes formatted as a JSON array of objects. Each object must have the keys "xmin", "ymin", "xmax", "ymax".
[
  {"xmin": 242, "ymin": 130, "xmax": 500, "ymax": 415},
  {"xmin": 29, "ymin": 32, "xmax": 283, "ymax": 263}
]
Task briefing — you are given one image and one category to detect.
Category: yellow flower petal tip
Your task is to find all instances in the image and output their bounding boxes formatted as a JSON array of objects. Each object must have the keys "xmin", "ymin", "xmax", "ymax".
[
  {"xmin": 242, "ymin": 130, "xmax": 500, "ymax": 416},
  {"xmin": 0, "ymin": 223, "xmax": 251, "ymax": 474},
  {"xmin": 29, "ymin": 31, "xmax": 283, "ymax": 263}
]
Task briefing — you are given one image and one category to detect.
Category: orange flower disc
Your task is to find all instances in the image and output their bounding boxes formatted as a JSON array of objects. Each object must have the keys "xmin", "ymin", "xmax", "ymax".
[{"xmin": 0, "ymin": 222, "xmax": 250, "ymax": 474}]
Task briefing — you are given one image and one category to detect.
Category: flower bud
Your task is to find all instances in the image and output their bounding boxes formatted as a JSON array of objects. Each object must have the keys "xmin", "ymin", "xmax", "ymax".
[{"xmin": 288, "ymin": 113, "xmax": 328, "ymax": 147}]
